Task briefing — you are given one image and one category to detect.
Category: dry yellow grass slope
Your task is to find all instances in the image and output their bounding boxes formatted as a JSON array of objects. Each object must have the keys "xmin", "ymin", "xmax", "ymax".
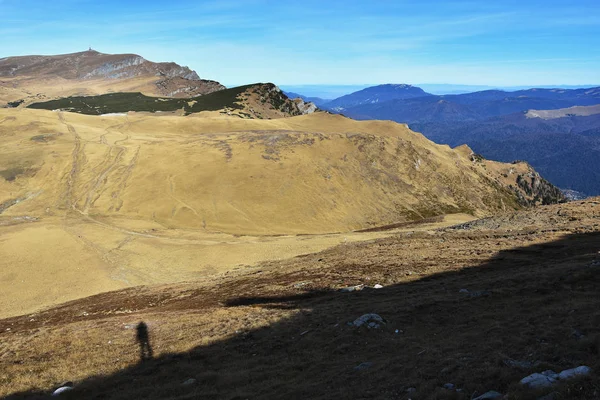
[
  {"xmin": 0, "ymin": 76, "xmax": 175, "ymax": 106},
  {"xmin": 0, "ymin": 108, "xmax": 535, "ymax": 317},
  {"xmin": 1, "ymin": 199, "xmax": 598, "ymax": 399},
  {"xmin": 0, "ymin": 109, "xmax": 520, "ymax": 234}
]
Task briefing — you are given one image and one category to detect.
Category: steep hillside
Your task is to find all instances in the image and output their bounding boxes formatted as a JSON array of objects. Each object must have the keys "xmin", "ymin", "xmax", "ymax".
[
  {"xmin": 0, "ymin": 108, "xmax": 564, "ymax": 317},
  {"xmin": 321, "ymin": 85, "xmax": 600, "ymax": 195},
  {"xmin": 409, "ymin": 111, "xmax": 600, "ymax": 195},
  {"xmin": 0, "ymin": 110, "xmax": 537, "ymax": 235},
  {"xmin": 1, "ymin": 198, "xmax": 598, "ymax": 399},
  {"xmin": 26, "ymin": 83, "xmax": 316, "ymax": 118},
  {"xmin": 323, "ymin": 84, "xmax": 433, "ymax": 111},
  {"xmin": 0, "ymin": 50, "xmax": 225, "ymax": 104}
]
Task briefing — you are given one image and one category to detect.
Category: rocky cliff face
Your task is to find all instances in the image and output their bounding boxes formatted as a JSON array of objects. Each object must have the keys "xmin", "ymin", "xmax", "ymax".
[
  {"xmin": 0, "ymin": 50, "xmax": 199, "ymax": 81},
  {"xmin": 238, "ymin": 83, "xmax": 318, "ymax": 118},
  {"xmin": 0, "ymin": 50, "xmax": 225, "ymax": 99}
]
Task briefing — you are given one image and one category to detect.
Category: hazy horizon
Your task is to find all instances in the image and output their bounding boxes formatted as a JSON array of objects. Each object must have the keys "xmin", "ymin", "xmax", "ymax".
[
  {"xmin": 1, "ymin": 0, "xmax": 599, "ymax": 87},
  {"xmin": 277, "ymin": 83, "xmax": 600, "ymax": 99}
]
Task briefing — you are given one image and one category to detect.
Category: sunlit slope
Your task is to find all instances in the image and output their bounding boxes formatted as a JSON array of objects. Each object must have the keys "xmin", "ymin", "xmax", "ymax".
[{"xmin": 1, "ymin": 109, "xmax": 519, "ymax": 235}]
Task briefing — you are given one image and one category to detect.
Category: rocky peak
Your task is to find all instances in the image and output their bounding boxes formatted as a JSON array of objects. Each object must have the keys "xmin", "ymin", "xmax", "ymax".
[{"xmin": 0, "ymin": 50, "xmax": 226, "ymax": 99}]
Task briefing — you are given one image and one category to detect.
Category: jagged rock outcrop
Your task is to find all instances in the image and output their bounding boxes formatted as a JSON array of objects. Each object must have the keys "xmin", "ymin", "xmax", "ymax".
[{"xmin": 238, "ymin": 83, "xmax": 317, "ymax": 118}]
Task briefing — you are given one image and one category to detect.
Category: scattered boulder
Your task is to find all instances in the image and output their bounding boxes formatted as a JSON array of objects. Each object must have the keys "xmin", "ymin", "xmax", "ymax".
[
  {"xmin": 558, "ymin": 365, "xmax": 591, "ymax": 380},
  {"xmin": 340, "ymin": 284, "xmax": 365, "ymax": 293},
  {"xmin": 58, "ymin": 382, "xmax": 73, "ymax": 388},
  {"xmin": 443, "ymin": 383, "xmax": 455, "ymax": 390},
  {"xmin": 52, "ymin": 386, "xmax": 73, "ymax": 396},
  {"xmin": 373, "ymin": 284, "xmax": 384, "ymax": 289},
  {"xmin": 521, "ymin": 366, "xmax": 591, "ymax": 390},
  {"xmin": 406, "ymin": 387, "xmax": 417, "ymax": 393},
  {"xmin": 459, "ymin": 289, "xmax": 469, "ymax": 294},
  {"xmin": 182, "ymin": 378, "xmax": 197, "ymax": 386},
  {"xmin": 354, "ymin": 362, "xmax": 373, "ymax": 371},
  {"xmin": 352, "ymin": 313, "xmax": 385, "ymax": 328},
  {"xmin": 520, "ymin": 371, "xmax": 558, "ymax": 389},
  {"xmin": 473, "ymin": 390, "xmax": 503, "ymax": 400}
]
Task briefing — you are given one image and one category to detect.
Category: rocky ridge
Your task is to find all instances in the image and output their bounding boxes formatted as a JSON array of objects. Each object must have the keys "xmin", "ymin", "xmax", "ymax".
[{"xmin": 0, "ymin": 50, "xmax": 226, "ymax": 101}]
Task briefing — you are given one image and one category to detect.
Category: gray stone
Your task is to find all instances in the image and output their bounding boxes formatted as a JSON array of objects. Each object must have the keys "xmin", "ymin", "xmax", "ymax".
[
  {"xmin": 520, "ymin": 371, "xmax": 558, "ymax": 389},
  {"xmin": 406, "ymin": 387, "xmax": 417, "ymax": 393},
  {"xmin": 354, "ymin": 362, "xmax": 373, "ymax": 371},
  {"xmin": 352, "ymin": 313, "xmax": 385, "ymax": 328},
  {"xmin": 558, "ymin": 365, "xmax": 591, "ymax": 380},
  {"xmin": 542, "ymin": 370, "xmax": 559, "ymax": 379},
  {"xmin": 459, "ymin": 289, "xmax": 469, "ymax": 293},
  {"xmin": 473, "ymin": 391, "xmax": 503, "ymax": 400},
  {"xmin": 182, "ymin": 378, "xmax": 197, "ymax": 386},
  {"xmin": 340, "ymin": 284, "xmax": 365, "ymax": 293},
  {"xmin": 443, "ymin": 383, "xmax": 455, "ymax": 390},
  {"xmin": 52, "ymin": 386, "xmax": 73, "ymax": 396}
]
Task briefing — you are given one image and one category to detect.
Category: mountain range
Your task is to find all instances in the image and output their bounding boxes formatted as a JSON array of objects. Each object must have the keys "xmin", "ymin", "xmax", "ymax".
[
  {"xmin": 0, "ymin": 50, "xmax": 225, "ymax": 104},
  {"xmin": 311, "ymin": 84, "xmax": 600, "ymax": 195},
  {"xmin": 2, "ymin": 50, "xmax": 593, "ymax": 400}
]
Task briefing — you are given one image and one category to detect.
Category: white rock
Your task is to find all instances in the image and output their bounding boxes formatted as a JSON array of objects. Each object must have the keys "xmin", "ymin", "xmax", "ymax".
[
  {"xmin": 473, "ymin": 390, "xmax": 503, "ymax": 400},
  {"xmin": 558, "ymin": 365, "xmax": 591, "ymax": 380},
  {"xmin": 52, "ymin": 386, "xmax": 73, "ymax": 396},
  {"xmin": 373, "ymin": 284, "xmax": 384, "ymax": 289}
]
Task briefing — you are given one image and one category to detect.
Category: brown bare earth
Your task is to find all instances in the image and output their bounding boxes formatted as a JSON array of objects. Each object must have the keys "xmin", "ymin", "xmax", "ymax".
[{"xmin": 0, "ymin": 198, "xmax": 599, "ymax": 399}]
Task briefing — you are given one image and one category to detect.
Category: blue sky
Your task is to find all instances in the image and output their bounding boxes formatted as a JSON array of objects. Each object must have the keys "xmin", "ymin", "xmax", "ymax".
[{"xmin": 1, "ymin": 0, "xmax": 599, "ymax": 87}]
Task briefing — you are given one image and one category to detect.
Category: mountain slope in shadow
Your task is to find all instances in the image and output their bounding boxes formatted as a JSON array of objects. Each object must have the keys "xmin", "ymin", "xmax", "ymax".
[{"xmin": 2, "ymin": 199, "xmax": 599, "ymax": 399}]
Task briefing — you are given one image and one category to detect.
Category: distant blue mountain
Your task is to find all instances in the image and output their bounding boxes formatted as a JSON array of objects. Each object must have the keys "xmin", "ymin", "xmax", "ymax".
[
  {"xmin": 327, "ymin": 84, "xmax": 600, "ymax": 195},
  {"xmin": 320, "ymin": 84, "xmax": 433, "ymax": 111},
  {"xmin": 282, "ymin": 91, "xmax": 330, "ymax": 107}
]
